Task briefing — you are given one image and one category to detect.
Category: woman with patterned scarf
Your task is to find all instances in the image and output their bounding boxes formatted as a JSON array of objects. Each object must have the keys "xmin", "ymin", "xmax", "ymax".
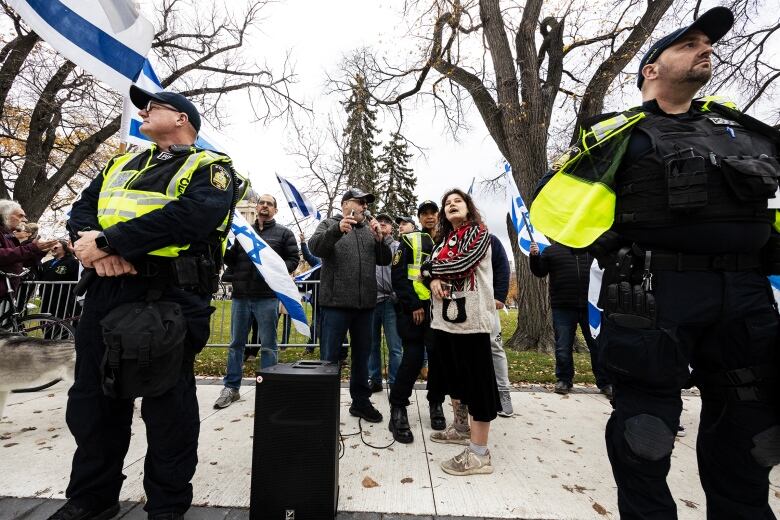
[{"xmin": 421, "ymin": 188, "xmax": 499, "ymax": 476}]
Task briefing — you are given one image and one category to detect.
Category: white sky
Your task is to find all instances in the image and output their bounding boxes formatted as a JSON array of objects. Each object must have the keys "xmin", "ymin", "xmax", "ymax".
[{"xmin": 135, "ymin": 0, "xmax": 779, "ymax": 260}]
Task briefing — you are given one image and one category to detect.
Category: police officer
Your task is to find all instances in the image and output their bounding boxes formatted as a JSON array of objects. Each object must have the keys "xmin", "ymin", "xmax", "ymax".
[
  {"xmin": 531, "ymin": 7, "xmax": 780, "ymax": 518},
  {"xmin": 388, "ymin": 204, "xmax": 447, "ymax": 442},
  {"xmin": 50, "ymin": 86, "xmax": 240, "ymax": 520}
]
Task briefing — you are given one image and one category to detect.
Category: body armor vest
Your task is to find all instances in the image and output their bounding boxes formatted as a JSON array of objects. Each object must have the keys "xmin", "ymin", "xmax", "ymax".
[{"xmin": 615, "ymin": 111, "xmax": 778, "ymax": 229}]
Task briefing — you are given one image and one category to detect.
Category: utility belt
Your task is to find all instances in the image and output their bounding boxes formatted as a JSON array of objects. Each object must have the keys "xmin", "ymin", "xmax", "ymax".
[
  {"xmin": 601, "ymin": 245, "xmax": 762, "ymax": 329},
  {"xmin": 135, "ymin": 254, "xmax": 219, "ymax": 296},
  {"xmin": 694, "ymin": 364, "xmax": 778, "ymax": 403}
]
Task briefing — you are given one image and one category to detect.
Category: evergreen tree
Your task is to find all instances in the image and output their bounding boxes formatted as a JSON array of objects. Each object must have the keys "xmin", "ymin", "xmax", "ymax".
[
  {"xmin": 377, "ymin": 131, "xmax": 417, "ymax": 218},
  {"xmin": 341, "ymin": 74, "xmax": 380, "ymax": 195}
]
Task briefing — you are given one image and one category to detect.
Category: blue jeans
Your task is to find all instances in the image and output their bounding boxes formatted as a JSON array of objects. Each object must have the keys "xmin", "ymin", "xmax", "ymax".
[
  {"xmin": 319, "ymin": 306, "xmax": 374, "ymax": 407},
  {"xmin": 552, "ymin": 307, "xmax": 609, "ymax": 388},
  {"xmin": 368, "ymin": 299, "xmax": 403, "ymax": 384},
  {"xmin": 223, "ymin": 297, "xmax": 279, "ymax": 389}
]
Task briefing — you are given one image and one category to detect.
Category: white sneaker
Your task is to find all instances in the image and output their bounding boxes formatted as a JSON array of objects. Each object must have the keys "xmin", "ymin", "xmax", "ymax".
[
  {"xmin": 441, "ymin": 448, "xmax": 493, "ymax": 476},
  {"xmin": 430, "ymin": 425, "xmax": 471, "ymax": 445}
]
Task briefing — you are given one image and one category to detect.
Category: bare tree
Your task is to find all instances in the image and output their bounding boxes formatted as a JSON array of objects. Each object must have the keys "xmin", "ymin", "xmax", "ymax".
[
  {"xmin": 0, "ymin": 0, "xmax": 303, "ymax": 221},
  {"xmin": 341, "ymin": 0, "xmax": 779, "ymax": 351}
]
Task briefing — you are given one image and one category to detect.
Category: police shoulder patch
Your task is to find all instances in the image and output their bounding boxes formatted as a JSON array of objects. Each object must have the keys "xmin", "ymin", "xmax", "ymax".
[
  {"xmin": 392, "ymin": 249, "xmax": 402, "ymax": 266},
  {"xmin": 210, "ymin": 164, "xmax": 231, "ymax": 191}
]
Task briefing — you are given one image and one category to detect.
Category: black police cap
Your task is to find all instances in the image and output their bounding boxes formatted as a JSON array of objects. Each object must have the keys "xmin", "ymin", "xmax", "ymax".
[
  {"xmin": 129, "ymin": 85, "xmax": 202, "ymax": 132},
  {"xmin": 417, "ymin": 200, "xmax": 438, "ymax": 214},
  {"xmin": 341, "ymin": 187, "xmax": 376, "ymax": 204},
  {"xmin": 395, "ymin": 215, "xmax": 416, "ymax": 226},
  {"xmin": 636, "ymin": 7, "xmax": 734, "ymax": 89},
  {"xmin": 375, "ymin": 212, "xmax": 394, "ymax": 223}
]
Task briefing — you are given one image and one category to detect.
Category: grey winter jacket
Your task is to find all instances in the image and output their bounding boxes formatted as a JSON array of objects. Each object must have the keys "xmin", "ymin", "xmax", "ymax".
[{"xmin": 308, "ymin": 215, "xmax": 392, "ymax": 309}]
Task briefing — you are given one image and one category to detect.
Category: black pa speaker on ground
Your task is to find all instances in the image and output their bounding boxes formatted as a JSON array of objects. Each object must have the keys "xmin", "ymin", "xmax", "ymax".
[{"xmin": 250, "ymin": 360, "xmax": 340, "ymax": 520}]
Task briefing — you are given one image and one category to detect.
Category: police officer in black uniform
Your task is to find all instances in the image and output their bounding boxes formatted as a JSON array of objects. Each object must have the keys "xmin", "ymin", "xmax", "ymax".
[
  {"xmin": 50, "ymin": 87, "xmax": 239, "ymax": 520},
  {"xmin": 532, "ymin": 7, "xmax": 780, "ymax": 519}
]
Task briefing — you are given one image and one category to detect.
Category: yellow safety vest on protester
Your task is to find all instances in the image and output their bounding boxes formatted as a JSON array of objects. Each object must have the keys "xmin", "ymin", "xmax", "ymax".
[
  {"xmin": 403, "ymin": 231, "xmax": 431, "ymax": 300},
  {"xmin": 97, "ymin": 146, "xmax": 236, "ymax": 257}
]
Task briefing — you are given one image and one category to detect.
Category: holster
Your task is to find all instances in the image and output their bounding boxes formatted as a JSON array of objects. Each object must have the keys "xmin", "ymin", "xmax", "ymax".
[{"xmin": 601, "ymin": 246, "xmax": 657, "ymax": 329}]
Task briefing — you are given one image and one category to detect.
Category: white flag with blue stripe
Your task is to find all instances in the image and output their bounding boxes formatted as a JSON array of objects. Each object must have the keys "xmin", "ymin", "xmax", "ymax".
[
  {"xmin": 276, "ymin": 174, "xmax": 321, "ymax": 221},
  {"xmin": 588, "ymin": 260, "xmax": 604, "ymax": 337},
  {"xmin": 769, "ymin": 276, "xmax": 780, "ymax": 307},
  {"xmin": 505, "ymin": 162, "xmax": 551, "ymax": 256},
  {"xmin": 121, "ymin": 59, "xmax": 225, "ymax": 152},
  {"xmin": 8, "ymin": 0, "xmax": 154, "ymax": 93},
  {"xmin": 231, "ymin": 212, "xmax": 310, "ymax": 337}
]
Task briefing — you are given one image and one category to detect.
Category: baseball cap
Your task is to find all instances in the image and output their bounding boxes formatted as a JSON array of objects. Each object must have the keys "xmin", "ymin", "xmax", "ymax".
[
  {"xmin": 375, "ymin": 212, "xmax": 393, "ymax": 223},
  {"xmin": 341, "ymin": 187, "xmax": 376, "ymax": 204},
  {"xmin": 130, "ymin": 85, "xmax": 202, "ymax": 132},
  {"xmin": 395, "ymin": 215, "xmax": 416, "ymax": 226},
  {"xmin": 636, "ymin": 7, "xmax": 734, "ymax": 89},
  {"xmin": 417, "ymin": 200, "xmax": 438, "ymax": 214}
]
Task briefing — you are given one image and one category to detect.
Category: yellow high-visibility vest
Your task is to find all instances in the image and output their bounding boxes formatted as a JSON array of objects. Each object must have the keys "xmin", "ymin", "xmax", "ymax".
[
  {"xmin": 403, "ymin": 231, "xmax": 431, "ymax": 300},
  {"xmin": 97, "ymin": 146, "xmax": 234, "ymax": 257}
]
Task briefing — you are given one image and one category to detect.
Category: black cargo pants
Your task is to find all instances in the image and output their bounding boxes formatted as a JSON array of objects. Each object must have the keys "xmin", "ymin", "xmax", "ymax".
[
  {"xmin": 600, "ymin": 269, "xmax": 780, "ymax": 520},
  {"xmin": 64, "ymin": 277, "xmax": 213, "ymax": 516}
]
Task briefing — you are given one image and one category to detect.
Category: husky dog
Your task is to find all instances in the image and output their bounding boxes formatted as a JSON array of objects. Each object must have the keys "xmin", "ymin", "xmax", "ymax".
[{"xmin": 0, "ymin": 332, "xmax": 75, "ymax": 418}]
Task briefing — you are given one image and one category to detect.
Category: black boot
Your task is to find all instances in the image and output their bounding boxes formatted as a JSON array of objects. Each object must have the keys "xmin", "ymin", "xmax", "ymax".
[
  {"xmin": 47, "ymin": 501, "xmax": 119, "ymax": 520},
  {"xmin": 429, "ymin": 402, "xmax": 446, "ymax": 431},
  {"xmin": 388, "ymin": 405, "xmax": 414, "ymax": 443}
]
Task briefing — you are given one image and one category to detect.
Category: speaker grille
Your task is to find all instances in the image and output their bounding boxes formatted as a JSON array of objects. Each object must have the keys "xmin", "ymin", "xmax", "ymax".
[{"xmin": 250, "ymin": 362, "xmax": 340, "ymax": 520}]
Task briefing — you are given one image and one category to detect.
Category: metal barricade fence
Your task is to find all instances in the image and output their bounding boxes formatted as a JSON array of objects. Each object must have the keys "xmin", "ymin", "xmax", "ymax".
[{"xmin": 17, "ymin": 279, "xmax": 323, "ymax": 349}]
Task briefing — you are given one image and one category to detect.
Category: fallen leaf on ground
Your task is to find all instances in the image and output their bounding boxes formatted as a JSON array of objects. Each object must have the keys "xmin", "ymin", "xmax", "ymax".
[
  {"xmin": 401, "ymin": 477, "xmax": 413, "ymax": 484},
  {"xmin": 361, "ymin": 476, "xmax": 379, "ymax": 488},
  {"xmin": 680, "ymin": 499, "xmax": 698, "ymax": 509},
  {"xmin": 3, "ymin": 442, "xmax": 18, "ymax": 447},
  {"xmin": 776, "ymin": 491, "xmax": 780, "ymax": 499},
  {"xmin": 230, "ymin": 418, "xmax": 240, "ymax": 423},
  {"xmin": 21, "ymin": 427, "xmax": 36, "ymax": 432},
  {"xmin": 561, "ymin": 439, "xmax": 574, "ymax": 445},
  {"xmin": 592, "ymin": 502, "xmax": 608, "ymax": 515},
  {"xmin": 214, "ymin": 427, "xmax": 223, "ymax": 431}
]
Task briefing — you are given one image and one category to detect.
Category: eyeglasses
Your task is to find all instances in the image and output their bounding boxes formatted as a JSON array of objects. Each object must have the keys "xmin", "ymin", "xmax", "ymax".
[{"xmin": 144, "ymin": 101, "xmax": 180, "ymax": 114}]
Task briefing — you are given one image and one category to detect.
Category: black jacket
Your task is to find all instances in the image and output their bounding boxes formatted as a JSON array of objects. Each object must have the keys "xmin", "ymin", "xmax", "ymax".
[
  {"xmin": 490, "ymin": 234, "xmax": 510, "ymax": 303},
  {"xmin": 224, "ymin": 219, "xmax": 299, "ymax": 298},
  {"xmin": 529, "ymin": 243, "xmax": 591, "ymax": 308}
]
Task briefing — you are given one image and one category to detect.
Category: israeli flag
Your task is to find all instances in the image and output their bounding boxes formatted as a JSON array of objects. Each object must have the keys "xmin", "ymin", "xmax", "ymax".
[
  {"xmin": 7, "ymin": 0, "xmax": 154, "ymax": 93},
  {"xmin": 588, "ymin": 260, "xmax": 604, "ymax": 337},
  {"xmin": 231, "ymin": 212, "xmax": 310, "ymax": 337},
  {"xmin": 467, "ymin": 177, "xmax": 476, "ymax": 196},
  {"xmin": 276, "ymin": 174, "xmax": 321, "ymax": 221},
  {"xmin": 505, "ymin": 163, "xmax": 551, "ymax": 257},
  {"xmin": 121, "ymin": 59, "xmax": 224, "ymax": 152},
  {"xmin": 769, "ymin": 276, "xmax": 780, "ymax": 307}
]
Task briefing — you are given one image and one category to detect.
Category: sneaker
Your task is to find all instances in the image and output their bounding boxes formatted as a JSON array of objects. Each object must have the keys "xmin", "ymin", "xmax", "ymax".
[
  {"xmin": 497, "ymin": 390, "xmax": 514, "ymax": 417},
  {"xmin": 599, "ymin": 384, "xmax": 614, "ymax": 400},
  {"xmin": 369, "ymin": 380, "xmax": 383, "ymax": 393},
  {"xmin": 676, "ymin": 425, "xmax": 686, "ymax": 437},
  {"xmin": 47, "ymin": 501, "xmax": 119, "ymax": 520},
  {"xmin": 430, "ymin": 424, "xmax": 470, "ymax": 445},
  {"xmin": 213, "ymin": 387, "xmax": 240, "ymax": 409},
  {"xmin": 440, "ymin": 448, "xmax": 493, "ymax": 476},
  {"xmin": 554, "ymin": 381, "xmax": 571, "ymax": 395},
  {"xmin": 429, "ymin": 402, "xmax": 446, "ymax": 431},
  {"xmin": 349, "ymin": 403, "xmax": 383, "ymax": 423}
]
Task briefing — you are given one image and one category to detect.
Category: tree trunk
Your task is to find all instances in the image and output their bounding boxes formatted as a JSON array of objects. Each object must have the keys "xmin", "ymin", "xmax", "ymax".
[{"xmin": 504, "ymin": 214, "xmax": 554, "ymax": 352}]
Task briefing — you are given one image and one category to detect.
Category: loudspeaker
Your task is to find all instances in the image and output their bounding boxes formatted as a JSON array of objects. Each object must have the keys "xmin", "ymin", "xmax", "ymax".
[{"xmin": 250, "ymin": 360, "xmax": 340, "ymax": 520}]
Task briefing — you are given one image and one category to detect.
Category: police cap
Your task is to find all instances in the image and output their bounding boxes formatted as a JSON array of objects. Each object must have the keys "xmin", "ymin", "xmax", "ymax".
[
  {"xmin": 130, "ymin": 85, "xmax": 202, "ymax": 132},
  {"xmin": 417, "ymin": 200, "xmax": 438, "ymax": 215},
  {"xmin": 395, "ymin": 215, "xmax": 416, "ymax": 227},
  {"xmin": 637, "ymin": 7, "xmax": 734, "ymax": 89}
]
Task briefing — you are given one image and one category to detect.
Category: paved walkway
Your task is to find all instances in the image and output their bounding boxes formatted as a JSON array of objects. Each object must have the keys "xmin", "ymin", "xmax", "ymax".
[{"xmin": 1, "ymin": 380, "xmax": 779, "ymax": 519}]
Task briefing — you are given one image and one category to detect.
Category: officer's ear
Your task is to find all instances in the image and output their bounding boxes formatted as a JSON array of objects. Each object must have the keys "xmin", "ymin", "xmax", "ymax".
[
  {"xmin": 641, "ymin": 63, "xmax": 659, "ymax": 84},
  {"xmin": 176, "ymin": 113, "xmax": 188, "ymax": 128}
]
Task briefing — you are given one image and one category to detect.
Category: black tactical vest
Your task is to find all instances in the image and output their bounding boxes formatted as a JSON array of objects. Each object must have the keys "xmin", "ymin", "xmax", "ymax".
[{"xmin": 614, "ymin": 110, "xmax": 778, "ymax": 228}]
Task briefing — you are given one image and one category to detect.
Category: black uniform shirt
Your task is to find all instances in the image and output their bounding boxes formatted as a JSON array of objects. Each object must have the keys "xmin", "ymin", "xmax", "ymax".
[{"xmin": 68, "ymin": 145, "xmax": 234, "ymax": 262}]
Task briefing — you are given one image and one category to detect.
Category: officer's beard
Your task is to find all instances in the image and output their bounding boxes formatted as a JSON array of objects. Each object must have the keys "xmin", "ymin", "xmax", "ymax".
[{"xmin": 682, "ymin": 67, "xmax": 712, "ymax": 87}]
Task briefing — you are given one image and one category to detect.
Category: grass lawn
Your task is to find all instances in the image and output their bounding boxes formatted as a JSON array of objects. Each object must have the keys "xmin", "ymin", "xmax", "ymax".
[{"xmin": 196, "ymin": 307, "xmax": 597, "ymax": 385}]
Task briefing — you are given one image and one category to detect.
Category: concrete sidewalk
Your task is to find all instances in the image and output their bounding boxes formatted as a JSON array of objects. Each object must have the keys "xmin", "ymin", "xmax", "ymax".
[{"xmin": 1, "ymin": 380, "xmax": 778, "ymax": 519}]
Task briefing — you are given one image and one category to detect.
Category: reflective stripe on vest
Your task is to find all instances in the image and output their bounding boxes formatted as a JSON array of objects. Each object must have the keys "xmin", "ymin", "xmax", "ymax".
[
  {"xmin": 699, "ymin": 95, "xmax": 738, "ymax": 112},
  {"xmin": 97, "ymin": 149, "xmax": 231, "ymax": 257},
  {"xmin": 403, "ymin": 232, "xmax": 431, "ymax": 300}
]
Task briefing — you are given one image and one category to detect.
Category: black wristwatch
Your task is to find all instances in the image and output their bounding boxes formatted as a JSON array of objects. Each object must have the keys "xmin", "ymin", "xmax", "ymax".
[{"xmin": 95, "ymin": 232, "xmax": 113, "ymax": 253}]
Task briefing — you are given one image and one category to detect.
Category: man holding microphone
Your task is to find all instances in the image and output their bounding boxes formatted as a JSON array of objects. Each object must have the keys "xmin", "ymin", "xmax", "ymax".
[{"xmin": 309, "ymin": 187, "xmax": 392, "ymax": 423}]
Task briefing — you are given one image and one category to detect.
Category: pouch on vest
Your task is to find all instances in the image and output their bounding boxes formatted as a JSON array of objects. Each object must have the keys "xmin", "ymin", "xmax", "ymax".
[
  {"xmin": 665, "ymin": 148, "xmax": 708, "ymax": 211},
  {"xmin": 720, "ymin": 156, "xmax": 779, "ymax": 202},
  {"xmin": 100, "ymin": 301, "xmax": 187, "ymax": 399}
]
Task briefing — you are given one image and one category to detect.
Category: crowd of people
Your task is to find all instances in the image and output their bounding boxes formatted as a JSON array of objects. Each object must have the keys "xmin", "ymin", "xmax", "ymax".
[{"xmin": 0, "ymin": 6, "xmax": 774, "ymax": 519}]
